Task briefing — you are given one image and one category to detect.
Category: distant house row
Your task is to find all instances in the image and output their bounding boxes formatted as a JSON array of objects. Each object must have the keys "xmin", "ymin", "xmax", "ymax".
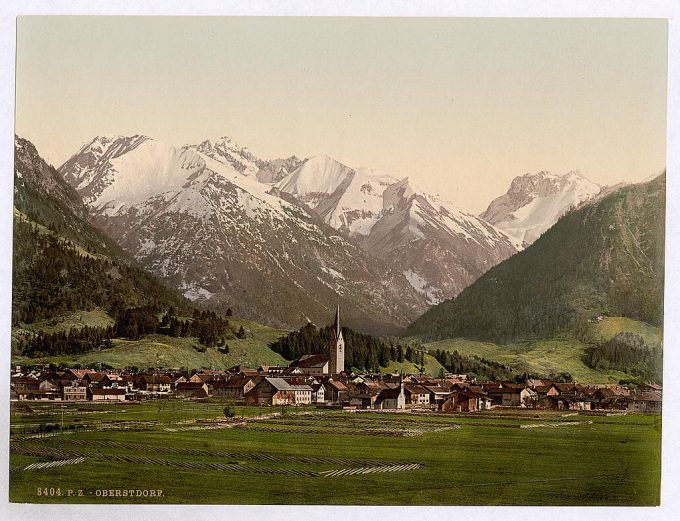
[{"xmin": 9, "ymin": 365, "xmax": 662, "ymax": 413}]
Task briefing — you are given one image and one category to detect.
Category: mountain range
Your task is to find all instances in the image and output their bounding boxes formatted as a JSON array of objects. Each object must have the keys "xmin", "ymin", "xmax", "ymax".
[
  {"xmin": 57, "ymin": 136, "xmax": 427, "ymax": 334},
  {"xmin": 19, "ymin": 130, "xmax": 648, "ymax": 339},
  {"xmin": 273, "ymin": 154, "xmax": 518, "ymax": 304},
  {"xmin": 56, "ymin": 134, "xmax": 528, "ymax": 332},
  {"xmin": 13, "ymin": 134, "xmax": 665, "ymax": 381}
]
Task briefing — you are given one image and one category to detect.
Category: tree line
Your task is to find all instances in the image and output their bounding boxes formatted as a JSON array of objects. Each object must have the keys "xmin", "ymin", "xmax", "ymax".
[
  {"xmin": 12, "ymin": 218, "xmax": 189, "ymax": 325},
  {"xmin": 17, "ymin": 306, "xmax": 237, "ymax": 358},
  {"xmin": 585, "ymin": 332, "xmax": 662, "ymax": 383},
  {"xmin": 113, "ymin": 306, "xmax": 232, "ymax": 348},
  {"xmin": 405, "ymin": 177, "xmax": 665, "ymax": 344},
  {"xmin": 17, "ymin": 325, "xmax": 115, "ymax": 358}
]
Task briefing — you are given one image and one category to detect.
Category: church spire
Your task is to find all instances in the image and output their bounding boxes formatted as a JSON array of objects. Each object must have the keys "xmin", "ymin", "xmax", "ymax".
[
  {"xmin": 330, "ymin": 300, "xmax": 344, "ymax": 374},
  {"xmin": 333, "ymin": 301, "xmax": 341, "ymax": 337}
]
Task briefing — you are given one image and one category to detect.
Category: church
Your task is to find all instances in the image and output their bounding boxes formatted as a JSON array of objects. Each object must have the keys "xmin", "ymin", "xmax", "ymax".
[{"xmin": 290, "ymin": 304, "xmax": 345, "ymax": 375}]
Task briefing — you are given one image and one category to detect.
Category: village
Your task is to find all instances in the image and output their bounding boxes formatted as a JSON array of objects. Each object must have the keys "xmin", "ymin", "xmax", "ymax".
[{"xmin": 9, "ymin": 362, "xmax": 663, "ymax": 414}]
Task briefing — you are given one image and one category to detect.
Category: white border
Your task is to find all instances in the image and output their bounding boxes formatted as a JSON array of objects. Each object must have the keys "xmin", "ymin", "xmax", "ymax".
[{"xmin": 1, "ymin": 2, "xmax": 679, "ymax": 521}]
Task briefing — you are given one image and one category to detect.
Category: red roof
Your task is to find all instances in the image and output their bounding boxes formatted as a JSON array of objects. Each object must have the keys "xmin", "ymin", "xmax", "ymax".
[{"xmin": 293, "ymin": 354, "xmax": 330, "ymax": 368}]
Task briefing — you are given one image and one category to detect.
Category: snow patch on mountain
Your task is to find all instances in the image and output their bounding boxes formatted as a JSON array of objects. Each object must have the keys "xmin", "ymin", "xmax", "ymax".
[
  {"xmin": 180, "ymin": 282, "xmax": 216, "ymax": 301},
  {"xmin": 404, "ymin": 269, "xmax": 442, "ymax": 305}
]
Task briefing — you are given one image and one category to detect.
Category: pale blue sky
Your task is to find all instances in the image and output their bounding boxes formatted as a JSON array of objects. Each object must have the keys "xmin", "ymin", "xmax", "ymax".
[{"xmin": 16, "ymin": 17, "xmax": 667, "ymax": 212}]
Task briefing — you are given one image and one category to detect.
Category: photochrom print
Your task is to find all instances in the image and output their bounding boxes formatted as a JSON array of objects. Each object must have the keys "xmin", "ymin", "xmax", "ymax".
[{"xmin": 8, "ymin": 16, "xmax": 666, "ymax": 506}]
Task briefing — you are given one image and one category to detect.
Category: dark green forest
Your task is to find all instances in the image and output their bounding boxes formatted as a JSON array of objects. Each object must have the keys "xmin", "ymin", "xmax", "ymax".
[
  {"xmin": 428, "ymin": 349, "xmax": 516, "ymax": 381},
  {"xmin": 585, "ymin": 332, "xmax": 662, "ymax": 383},
  {"xmin": 268, "ymin": 322, "xmax": 425, "ymax": 372},
  {"xmin": 405, "ymin": 174, "xmax": 665, "ymax": 343}
]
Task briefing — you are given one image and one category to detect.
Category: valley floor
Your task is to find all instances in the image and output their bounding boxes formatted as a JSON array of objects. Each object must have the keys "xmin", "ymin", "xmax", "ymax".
[{"xmin": 9, "ymin": 402, "xmax": 661, "ymax": 506}]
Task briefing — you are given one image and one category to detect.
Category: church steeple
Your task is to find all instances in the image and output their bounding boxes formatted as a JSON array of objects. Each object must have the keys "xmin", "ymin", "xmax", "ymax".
[
  {"xmin": 333, "ymin": 302, "xmax": 341, "ymax": 337},
  {"xmin": 329, "ymin": 301, "xmax": 345, "ymax": 374}
]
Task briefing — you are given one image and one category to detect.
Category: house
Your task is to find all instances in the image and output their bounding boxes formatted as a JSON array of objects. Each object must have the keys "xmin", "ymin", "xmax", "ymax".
[
  {"xmin": 348, "ymin": 380, "xmax": 384, "ymax": 409},
  {"xmin": 88, "ymin": 388, "xmax": 127, "ymax": 401},
  {"xmin": 310, "ymin": 383, "xmax": 325, "ymax": 403},
  {"xmin": 323, "ymin": 379, "xmax": 349, "ymax": 404},
  {"xmin": 592, "ymin": 386, "xmax": 630, "ymax": 410},
  {"xmin": 37, "ymin": 379, "xmax": 63, "ymax": 400},
  {"xmin": 62, "ymin": 380, "xmax": 88, "ymax": 401},
  {"xmin": 485, "ymin": 386, "xmax": 537, "ymax": 407},
  {"xmin": 12, "ymin": 377, "xmax": 40, "ymax": 400},
  {"xmin": 637, "ymin": 383, "xmax": 662, "ymax": 393},
  {"xmin": 404, "ymin": 384, "xmax": 431, "ymax": 407},
  {"xmin": 211, "ymin": 380, "xmax": 230, "ymax": 397},
  {"xmin": 174, "ymin": 382, "xmax": 210, "ymax": 398},
  {"xmin": 101, "ymin": 374, "xmax": 123, "ymax": 388},
  {"xmin": 244, "ymin": 377, "xmax": 298, "ymax": 406},
  {"xmin": 135, "ymin": 375, "xmax": 173, "ymax": 393},
  {"xmin": 258, "ymin": 365, "xmax": 287, "ymax": 376},
  {"xmin": 375, "ymin": 383, "xmax": 406, "ymax": 410},
  {"xmin": 290, "ymin": 354, "xmax": 330, "ymax": 376},
  {"xmin": 190, "ymin": 373, "xmax": 215, "ymax": 384},
  {"xmin": 289, "ymin": 384, "xmax": 313, "ymax": 405},
  {"xmin": 441, "ymin": 386, "xmax": 490, "ymax": 412},
  {"xmin": 441, "ymin": 389, "xmax": 478, "ymax": 412},
  {"xmin": 424, "ymin": 384, "xmax": 451, "ymax": 407},
  {"xmin": 119, "ymin": 374, "xmax": 135, "ymax": 391},
  {"xmin": 562, "ymin": 396, "xmax": 593, "ymax": 411},
  {"xmin": 62, "ymin": 369, "xmax": 90, "ymax": 381},
  {"xmin": 215, "ymin": 376, "xmax": 260, "ymax": 399},
  {"xmin": 623, "ymin": 391, "xmax": 662, "ymax": 413},
  {"xmin": 83, "ymin": 372, "xmax": 106, "ymax": 387}
]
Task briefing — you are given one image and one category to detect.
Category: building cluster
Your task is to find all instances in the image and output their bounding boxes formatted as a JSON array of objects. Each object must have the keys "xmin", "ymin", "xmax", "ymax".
[{"xmin": 9, "ymin": 364, "xmax": 662, "ymax": 413}]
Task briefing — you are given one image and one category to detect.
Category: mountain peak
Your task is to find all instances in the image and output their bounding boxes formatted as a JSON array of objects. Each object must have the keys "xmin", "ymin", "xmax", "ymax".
[
  {"xmin": 275, "ymin": 154, "xmax": 355, "ymax": 198},
  {"xmin": 481, "ymin": 169, "xmax": 602, "ymax": 247},
  {"xmin": 190, "ymin": 135, "xmax": 259, "ymax": 177}
]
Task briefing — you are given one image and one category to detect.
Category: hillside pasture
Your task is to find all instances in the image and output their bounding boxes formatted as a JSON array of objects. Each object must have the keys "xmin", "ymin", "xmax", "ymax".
[{"xmin": 423, "ymin": 317, "xmax": 661, "ymax": 383}]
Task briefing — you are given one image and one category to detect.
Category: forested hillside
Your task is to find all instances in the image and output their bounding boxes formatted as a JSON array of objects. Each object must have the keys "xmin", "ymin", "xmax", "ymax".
[
  {"xmin": 405, "ymin": 174, "xmax": 665, "ymax": 343},
  {"xmin": 12, "ymin": 136, "xmax": 190, "ymax": 329}
]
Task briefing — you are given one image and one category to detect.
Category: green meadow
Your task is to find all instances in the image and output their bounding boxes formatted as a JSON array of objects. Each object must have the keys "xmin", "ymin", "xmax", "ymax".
[{"xmin": 9, "ymin": 402, "xmax": 661, "ymax": 506}]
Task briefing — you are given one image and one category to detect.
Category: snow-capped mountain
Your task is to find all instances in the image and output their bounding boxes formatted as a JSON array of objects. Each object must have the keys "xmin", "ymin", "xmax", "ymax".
[
  {"xmin": 58, "ymin": 135, "xmax": 428, "ymax": 334},
  {"xmin": 480, "ymin": 170, "xmax": 603, "ymax": 247},
  {"xmin": 275, "ymin": 156, "xmax": 518, "ymax": 304}
]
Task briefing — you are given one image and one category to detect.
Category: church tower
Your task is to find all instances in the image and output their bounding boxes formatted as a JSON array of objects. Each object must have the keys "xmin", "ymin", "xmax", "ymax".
[{"xmin": 329, "ymin": 303, "xmax": 345, "ymax": 374}]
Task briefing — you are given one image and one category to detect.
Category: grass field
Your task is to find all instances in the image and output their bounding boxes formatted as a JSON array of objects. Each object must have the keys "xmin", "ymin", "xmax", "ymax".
[
  {"xmin": 8, "ymin": 401, "xmax": 661, "ymax": 505},
  {"xmin": 423, "ymin": 317, "xmax": 662, "ymax": 383},
  {"xmin": 379, "ymin": 353, "xmax": 446, "ymax": 378}
]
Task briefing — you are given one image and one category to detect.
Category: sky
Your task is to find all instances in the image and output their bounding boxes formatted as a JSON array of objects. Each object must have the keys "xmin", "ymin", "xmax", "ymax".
[{"xmin": 15, "ymin": 16, "xmax": 668, "ymax": 213}]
